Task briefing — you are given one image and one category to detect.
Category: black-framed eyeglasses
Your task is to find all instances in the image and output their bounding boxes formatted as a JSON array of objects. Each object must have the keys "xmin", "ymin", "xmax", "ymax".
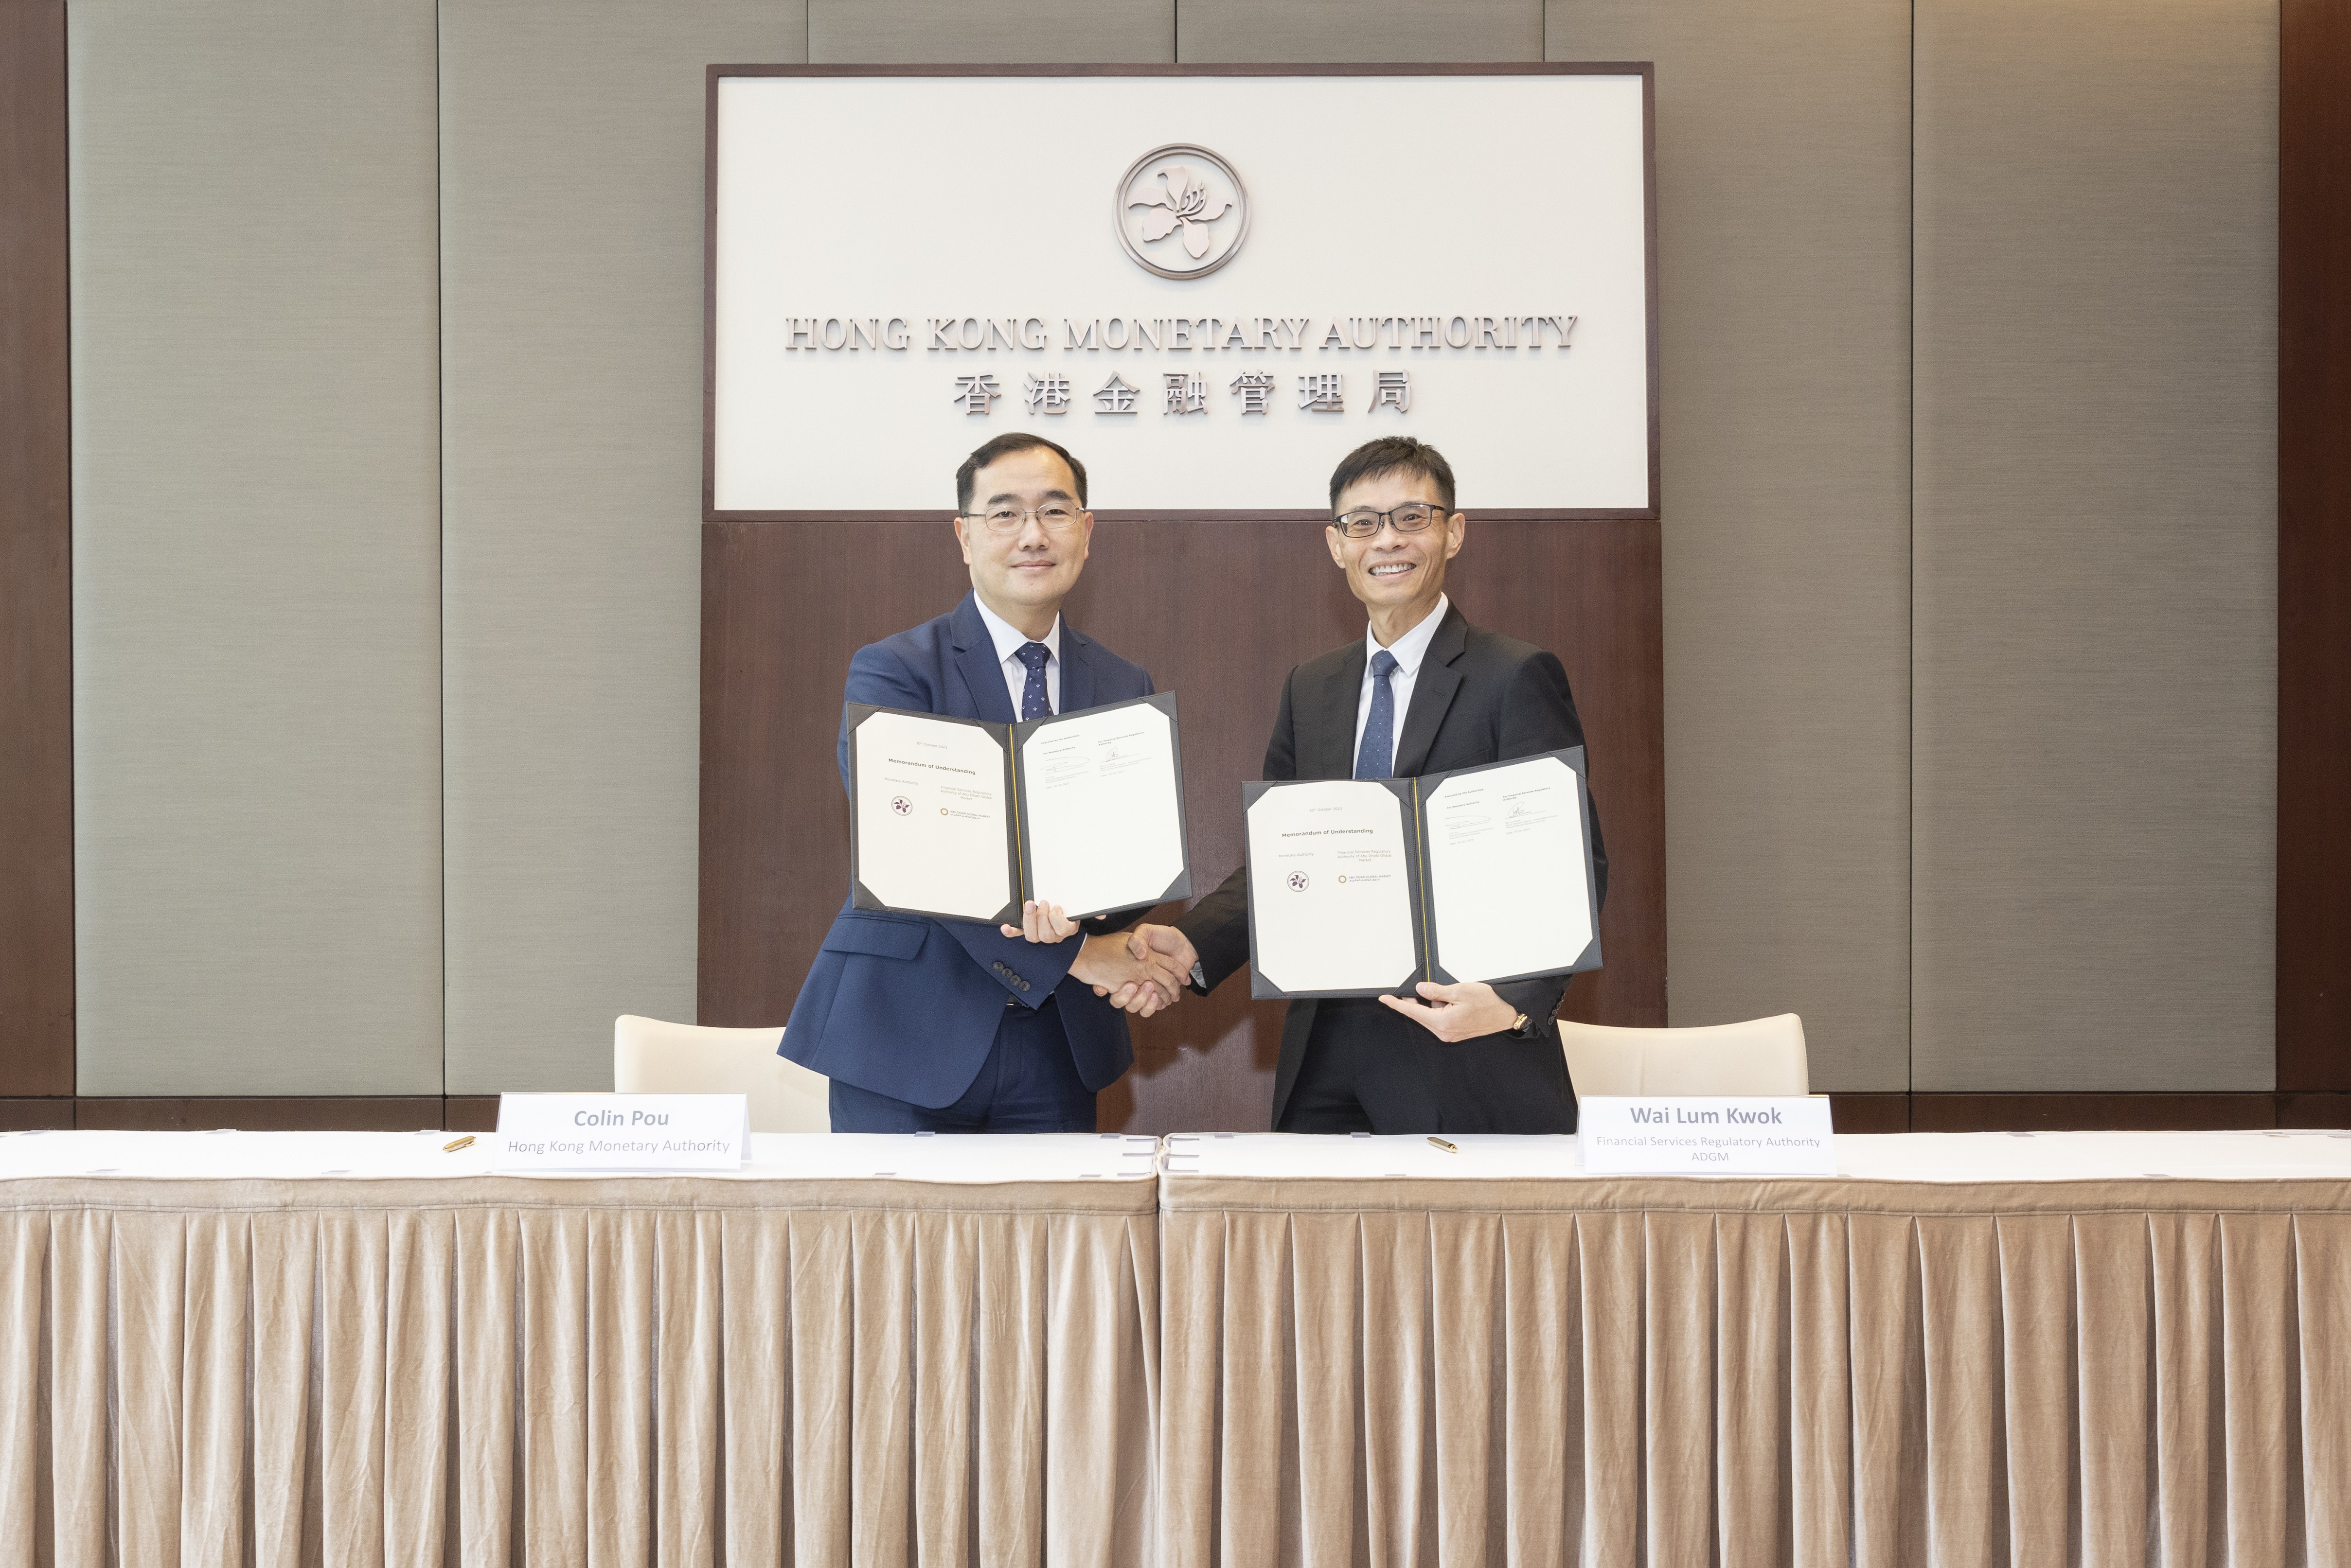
[
  {"xmin": 963, "ymin": 503, "xmax": 1085, "ymax": 535},
  {"xmin": 1331, "ymin": 502, "xmax": 1449, "ymax": 538}
]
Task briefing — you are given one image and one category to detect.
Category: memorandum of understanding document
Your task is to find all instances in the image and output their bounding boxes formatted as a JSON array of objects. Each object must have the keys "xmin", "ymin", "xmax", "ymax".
[
  {"xmin": 1244, "ymin": 779, "xmax": 1422, "ymax": 996},
  {"xmin": 851, "ymin": 709, "xmax": 1016, "ymax": 923},
  {"xmin": 1242, "ymin": 747, "xmax": 1602, "ymax": 999},
  {"xmin": 1016, "ymin": 699, "xmax": 1187, "ymax": 920},
  {"xmin": 1423, "ymin": 753, "xmax": 1594, "ymax": 982},
  {"xmin": 847, "ymin": 695, "xmax": 1192, "ymax": 925}
]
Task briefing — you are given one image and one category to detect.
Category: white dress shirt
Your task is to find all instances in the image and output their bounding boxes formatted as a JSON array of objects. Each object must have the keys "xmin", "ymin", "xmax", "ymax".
[
  {"xmin": 1350, "ymin": 594, "xmax": 1449, "ymax": 777},
  {"xmin": 972, "ymin": 597, "xmax": 1061, "ymax": 716}
]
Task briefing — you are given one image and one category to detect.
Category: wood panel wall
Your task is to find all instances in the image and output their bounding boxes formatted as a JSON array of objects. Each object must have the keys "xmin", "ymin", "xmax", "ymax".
[
  {"xmin": 0, "ymin": 0, "xmax": 74, "ymax": 1099},
  {"xmin": 2279, "ymin": 0, "xmax": 2351, "ymax": 1097},
  {"xmin": 699, "ymin": 514, "xmax": 1667, "ymax": 1132}
]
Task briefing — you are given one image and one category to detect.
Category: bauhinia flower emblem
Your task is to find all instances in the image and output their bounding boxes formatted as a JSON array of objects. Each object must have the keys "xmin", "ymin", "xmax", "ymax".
[
  {"xmin": 1115, "ymin": 145, "xmax": 1251, "ymax": 279},
  {"xmin": 1129, "ymin": 165, "xmax": 1232, "ymax": 261}
]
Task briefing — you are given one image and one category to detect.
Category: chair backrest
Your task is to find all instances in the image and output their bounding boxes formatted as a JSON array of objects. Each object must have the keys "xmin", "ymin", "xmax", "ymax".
[
  {"xmin": 1559, "ymin": 1013, "xmax": 1810, "ymax": 1098},
  {"xmin": 611, "ymin": 1015, "xmax": 830, "ymax": 1133}
]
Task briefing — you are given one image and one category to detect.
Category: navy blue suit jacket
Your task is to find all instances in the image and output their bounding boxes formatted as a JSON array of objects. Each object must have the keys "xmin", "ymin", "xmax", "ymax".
[{"xmin": 781, "ymin": 593, "xmax": 1156, "ymax": 1108}]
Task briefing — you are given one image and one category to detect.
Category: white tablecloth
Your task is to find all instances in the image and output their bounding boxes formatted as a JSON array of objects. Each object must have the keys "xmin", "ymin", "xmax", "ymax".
[
  {"xmin": 1163, "ymin": 1127, "xmax": 2351, "ymax": 1182},
  {"xmin": 0, "ymin": 1127, "xmax": 1161, "ymax": 1183}
]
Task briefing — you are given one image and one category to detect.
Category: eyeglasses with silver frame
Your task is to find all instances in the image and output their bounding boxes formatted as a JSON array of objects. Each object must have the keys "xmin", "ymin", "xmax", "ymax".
[
  {"xmin": 965, "ymin": 503, "xmax": 1085, "ymax": 535},
  {"xmin": 1331, "ymin": 502, "xmax": 1450, "ymax": 539}
]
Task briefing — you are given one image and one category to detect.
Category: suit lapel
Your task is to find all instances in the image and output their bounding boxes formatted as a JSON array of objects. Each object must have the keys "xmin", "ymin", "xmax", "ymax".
[
  {"xmin": 1303, "ymin": 640, "xmax": 1368, "ymax": 780},
  {"xmin": 1057, "ymin": 624, "xmax": 1097, "ymax": 714},
  {"xmin": 948, "ymin": 594, "xmax": 1017, "ymax": 723},
  {"xmin": 1390, "ymin": 603, "xmax": 1468, "ymax": 778}
]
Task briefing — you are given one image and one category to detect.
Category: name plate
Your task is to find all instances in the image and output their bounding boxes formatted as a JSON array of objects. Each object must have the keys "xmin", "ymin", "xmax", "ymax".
[
  {"xmin": 493, "ymin": 1093, "xmax": 749, "ymax": 1172},
  {"xmin": 1577, "ymin": 1096, "xmax": 1836, "ymax": 1176}
]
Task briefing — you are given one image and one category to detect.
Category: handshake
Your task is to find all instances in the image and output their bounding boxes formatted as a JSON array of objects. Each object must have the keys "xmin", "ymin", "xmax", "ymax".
[{"xmin": 999, "ymin": 902, "xmax": 1199, "ymax": 1018}]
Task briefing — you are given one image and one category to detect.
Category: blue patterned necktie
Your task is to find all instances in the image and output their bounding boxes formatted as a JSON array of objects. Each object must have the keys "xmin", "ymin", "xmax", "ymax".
[
  {"xmin": 1015, "ymin": 641, "xmax": 1053, "ymax": 720},
  {"xmin": 1354, "ymin": 649, "xmax": 1400, "ymax": 779}
]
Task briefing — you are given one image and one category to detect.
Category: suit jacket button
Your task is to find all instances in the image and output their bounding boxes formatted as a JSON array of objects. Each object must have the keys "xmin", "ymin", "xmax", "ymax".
[{"xmin": 1019, "ymin": 978, "xmax": 1031, "ymax": 991}]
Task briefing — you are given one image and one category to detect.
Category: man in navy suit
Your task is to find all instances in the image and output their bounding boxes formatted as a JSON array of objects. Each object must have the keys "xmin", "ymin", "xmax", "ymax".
[{"xmin": 783, "ymin": 433, "xmax": 1182, "ymax": 1132}]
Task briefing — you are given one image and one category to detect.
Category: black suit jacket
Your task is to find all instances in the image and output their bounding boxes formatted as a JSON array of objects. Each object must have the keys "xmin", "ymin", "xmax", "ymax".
[{"xmin": 1176, "ymin": 602, "xmax": 1607, "ymax": 1129}]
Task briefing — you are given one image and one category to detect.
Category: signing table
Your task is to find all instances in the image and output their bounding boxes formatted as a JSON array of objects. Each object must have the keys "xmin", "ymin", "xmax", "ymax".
[
  {"xmin": 5, "ymin": 1128, "xmax": 2348, "ymax": 1568},
  {"xmin": 0, "ymin": 1130, "xmax": 1159, "ymax": 1568},
  {"xmin": 1157, "ymin": 1131, "xmax": 2351, "ymax": 1568}
]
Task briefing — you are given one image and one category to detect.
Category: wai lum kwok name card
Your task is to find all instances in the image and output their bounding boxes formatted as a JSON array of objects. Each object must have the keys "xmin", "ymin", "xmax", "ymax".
[
  {"xmin": 1577, "ymin": 1096, "xmax": 1836, "ymax": 1176},
  {"xmin": 493, "ymin": 1093, "xmax": 750, "ymax": 1172}
]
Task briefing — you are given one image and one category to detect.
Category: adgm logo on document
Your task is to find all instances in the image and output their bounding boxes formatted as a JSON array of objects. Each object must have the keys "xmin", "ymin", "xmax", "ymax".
[{"xmin": 1115, "ymin": 144, "xmax": 1250, "ymax": 279}]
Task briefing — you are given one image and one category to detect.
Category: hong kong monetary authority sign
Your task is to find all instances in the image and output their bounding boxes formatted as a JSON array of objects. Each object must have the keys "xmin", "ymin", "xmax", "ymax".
[{"xmin": 708, "ymin": 67, "xmax": 1656, "ymax": 516}]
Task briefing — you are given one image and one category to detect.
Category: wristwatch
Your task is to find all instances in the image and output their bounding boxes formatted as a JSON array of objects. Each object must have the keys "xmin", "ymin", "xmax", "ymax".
[{"xmin": 1508, "ymin": 1011, "xmax": 1535, "ymax": 1039}]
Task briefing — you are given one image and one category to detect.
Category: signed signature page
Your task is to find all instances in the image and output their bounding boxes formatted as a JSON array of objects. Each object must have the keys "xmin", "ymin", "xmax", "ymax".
[
  {"xmin": 1424, "ymin": 755, "xmax": 1593, "ymax": 982},
  {"xmin": 1020, "ymin": 702, "xmax": 1185, "ymax": 918}
]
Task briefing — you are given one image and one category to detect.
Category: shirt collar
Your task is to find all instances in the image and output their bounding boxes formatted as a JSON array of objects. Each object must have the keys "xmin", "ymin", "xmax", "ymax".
[
  {"xmin": 1365, "ymin": 593, "xmax": 1449, "ymax": 677},
  {"xmin": 973, "ymin": 596, "xmax": 1060, "ymax": 666}
]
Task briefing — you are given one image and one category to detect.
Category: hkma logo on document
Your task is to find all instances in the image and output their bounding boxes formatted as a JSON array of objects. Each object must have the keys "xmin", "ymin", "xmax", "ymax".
[
  {"xmin": 1116, "ymin": 145, "xmax": 1250, "ymax": 280},
  {"xmin": 1287, "ymin": 870, "xmax": 1312, "ymax": 892}
]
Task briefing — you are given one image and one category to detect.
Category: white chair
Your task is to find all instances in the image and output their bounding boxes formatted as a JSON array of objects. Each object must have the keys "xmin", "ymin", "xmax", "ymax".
[
  {"xmin": 612, "ymin": 1015, "xmax": 831, "ymax": 1133},
  {"xmin": 1559, "ymin": 1013, "xmax": 1811, "ymax": 1097}
]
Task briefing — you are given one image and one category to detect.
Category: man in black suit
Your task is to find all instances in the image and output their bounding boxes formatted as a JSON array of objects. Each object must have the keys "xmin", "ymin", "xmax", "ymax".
[{"xmin": 1119, "ymin": 437, "xmax": 1607, "ymax": 1134}]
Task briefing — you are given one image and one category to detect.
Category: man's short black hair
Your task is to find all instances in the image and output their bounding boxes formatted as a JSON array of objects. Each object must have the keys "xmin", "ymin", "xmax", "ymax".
[
  {"xmin": 1327, "ymin": 436, "xmax": 1457, "ymax": 513},
  {"xmin": 957, "ymin": 433, "xmax": 1088, "ymax": 513}
]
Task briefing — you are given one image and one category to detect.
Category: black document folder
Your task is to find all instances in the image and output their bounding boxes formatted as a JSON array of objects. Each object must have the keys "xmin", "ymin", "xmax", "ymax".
[
  {"xmin": 845, "ymin": 693, "xmax": 1192, "ymax": 926},
  {"xmin": 1244, "ymin": 746, "xmax": 1602, "ymax": 1000}
]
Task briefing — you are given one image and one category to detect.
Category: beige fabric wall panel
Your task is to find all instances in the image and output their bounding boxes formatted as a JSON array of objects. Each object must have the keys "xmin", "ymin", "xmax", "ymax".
[
  {"xmin": 1547, "ymin": 2, "xmax": 1915, "ymax": 1088},
  {"xmin": 68, "ymin": 0, "xmax": 444, "ymax": 1095},
  {"xmin": 811, "ymin": 0, "xmax": 1174, "ymax": 63},
  {"xmin": 1912, "ymin": 0, "xmax": 2277, "ymax": 1091},
  {"xmin": 438, "ymin": 0, "xmax": 803, "ymax": 1094},
  {"xmin": 1177, "ymin": 0, "xmax": 1539, "ymax": 62}
]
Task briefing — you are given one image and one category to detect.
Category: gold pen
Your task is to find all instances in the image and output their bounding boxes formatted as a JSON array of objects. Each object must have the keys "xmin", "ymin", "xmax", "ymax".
[
  {"xmin": 1427, "ymin": 1136, "xmax": 1459, "ymax": 1154},
  {"xmin": 442, "ymin": 1135, "xmax": 476, "ymax": 1153}
]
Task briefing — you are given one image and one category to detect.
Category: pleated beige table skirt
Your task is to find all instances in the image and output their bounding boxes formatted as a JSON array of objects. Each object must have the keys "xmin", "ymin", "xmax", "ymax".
[
  {"xmin": 1158, "ymin": 1172, "xmax": 2351, "ymax": 1568},
  {"xmin": 7, "ymin": 1146, "xmax": 2349, "ymax": 1568},
  {"xmin": 0, "ymin": 1173, "xmax": 1159, "ymax": 1568}
]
